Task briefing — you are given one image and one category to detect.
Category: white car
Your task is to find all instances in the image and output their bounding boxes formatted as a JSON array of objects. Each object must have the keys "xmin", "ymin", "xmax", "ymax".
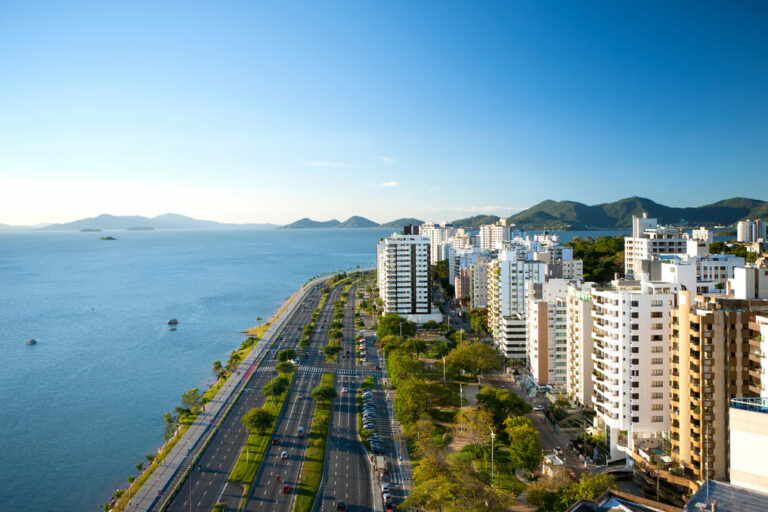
[
  {"xmin": 280, "ymin": 451, "xmax": 288, "ymax": 459},
  {"xmin": 381, "ymin": 484, "xmax": 390, "ymax": 493},
  {"xmin": 341, "ymin": 387, "xmax": 348, "ymax": 393},
  {"xmin": 533, "ymin": 404, "xmax": 544, "ymax": 411}
]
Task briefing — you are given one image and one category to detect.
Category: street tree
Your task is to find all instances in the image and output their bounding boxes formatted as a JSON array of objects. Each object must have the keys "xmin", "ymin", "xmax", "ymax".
[
  {"xmin": 504, "ymin": 416, "xmax": 542, "ymax": 472},
  {"xmin": 274, "ymin": 361, "xmax": 295, "ymax": 374},
  {"xmin": 476, "ymin": 387, "xmax": 532, "ymax": 429},
  {"xmin": 401, "ymin": 337, "xmax": 427, "ymax": 357},
  {"xmin": 276, "ymin": 349, "xmax": 297, "ymax": 362},
  {"xmin": 180, "ymin": 388, "xmax": 202, "ymax": 411},
  {"xmin": 453, "ymin": 407, "xmax": 494, "ymax": 447},
  {"xmin": 311, "ymin": 384, "xmax": 337, "ymax": 404},
  {"xmin": 445, "ymin": 341, "xmax": 502, "ymax": 375},
  {"xmin": 262, "ymin": 375, "xmax": 290, "ymax": 397},
  {"xmin": 242, "ymin": 408, "xmax": 274, "ymax": 434},
  {"xmin": 321, "ymin": 344, "xmax": 342, "ymax": 360},
  {"xmin": 377, "ymin": 312, "xmax": 416, "ymax": 338},
  {"xmin": 212, "ymin": 360, "xmax": 222, "ymax": 374}
]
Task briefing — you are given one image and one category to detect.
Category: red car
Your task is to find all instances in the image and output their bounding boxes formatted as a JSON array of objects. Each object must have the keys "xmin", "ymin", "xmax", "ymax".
[{"xmin": 281, "ymin": 484, "xmax": 290, "ymax": 494}]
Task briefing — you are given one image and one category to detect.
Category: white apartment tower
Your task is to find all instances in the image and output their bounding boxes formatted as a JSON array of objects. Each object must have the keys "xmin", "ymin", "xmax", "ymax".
[
  {"xmin": 566, "ymin": 283, "xmax": 595, "ymax": 408},
  {"xmin": 479, "ymin": 221, "xmax": 510, "ymax": 250},
  {"xmin": 419, "ymin": 222, "xmax": 455, "ymax": 263},
  {"xmin": 469, "ymin": 262, "xmax": 489, "ymax": 310},
  {"xmin": 526, "ymin": 279, "xmax": 571, "ymax": 388},
  {"xmin": 376, "ymin": 227, "xmax": 432, "ymax": 321},
  {"xmin": 737, "ymin": 219, "xmax": 767, "ymax": 242},
  {"xmin": 488, "ymin": 251, "xmax": 546, "ymax": 359},
  {"xmin": 590, "ymin": 278, "xmax": 677, "ymax": 461},
  {"xmin": 624, "ymin": 214, "xmax": 687, "ymax": 278}
]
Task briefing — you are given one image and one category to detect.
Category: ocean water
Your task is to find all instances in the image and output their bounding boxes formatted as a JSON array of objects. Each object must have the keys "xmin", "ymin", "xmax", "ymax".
[{"xmin": 0, "ymin": 228, "xmax": 390, "ymax": 511}]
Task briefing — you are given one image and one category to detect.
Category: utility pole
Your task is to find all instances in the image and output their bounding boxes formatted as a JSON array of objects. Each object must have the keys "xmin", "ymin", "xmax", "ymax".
[
  {"xmin": 459, "ymin": 384, "xmax": 464, "ymax": 432},
  {"xmin": 490, "ymin": 427, "xmax": 496, "ymax": 488},
  {"xmin": 442, "ymin": 356, "xmax": 446, "ymax": 386},
  {"xmin": 398, "ymin": 322, "xmax": 403, "ymax": 338}
]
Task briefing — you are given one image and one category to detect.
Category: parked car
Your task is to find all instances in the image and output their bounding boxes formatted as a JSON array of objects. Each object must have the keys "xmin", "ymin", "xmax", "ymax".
[
  {"xmin": 272, "ymin": 438, "xmax": 279, "ymax": 446},
  {"xmin": 336, "ymin": 500, "xmax": 346, "ymax": 510},
  {"xmin": 533, "ymin": 404, "xmax": 544, "ymax": 411},
  {"xmin": 280, "ymin": 451, "xmax": 288, "ymax": 459},
  {"xmin": 281, "ymin": 484, "xmax": 290, "ymax": 494},
  {"xmin": 381, "ymin": 484, "xmax": 390, "ymax": 493}
]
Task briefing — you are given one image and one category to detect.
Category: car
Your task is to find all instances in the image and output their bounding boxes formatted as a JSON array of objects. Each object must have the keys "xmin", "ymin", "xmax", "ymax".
[
  {"xmin": 298, "ymin": 393, "xmax": 305, "ymax": 399},
  {"xmin": 280, "ymin": 451, "xmax": 288, "ymax": 459},
  {"xmin": 298, "ymin": 426, "xmax": 305, "ymax": 437},
  {"xmin": 533, "ymin": 404, "xmax": 544, "ymax": 411},
  {"xmin": 375, "ymin": 365, "xmax": 382, "ymax": 369},
  {"xmin": 272, "ymin": 438, "xmax": 280, "ymax": 446},
  {"xmin": 381, "ymin": 484, "xmax": 390, "ymax": 493},
  {"xmin": 336, "ymin": 500, "xmax": 346, "ymax": 511},
  {"xmin": 342, "ymin": 387, "xmax": 348, "ymax": 393},
  {"xmin": 554, "ymin": 446, "xmax": 563, "ymax": 455},
  {"xmin": 281, "ymin": 484, "xmax": 290, "ymax": 494},
  {"xmin": 383, "ymin": 492, "xmax": 392, "ymax": 504}
]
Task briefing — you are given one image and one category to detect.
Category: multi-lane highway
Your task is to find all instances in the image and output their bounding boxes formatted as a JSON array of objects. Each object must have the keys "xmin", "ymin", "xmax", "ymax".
[
  {"xmin": 150, "ymin": 273, "xmax": 405, "ymax": 512},
  {"xmin": 158, "ymin": 284, "xmax": 324, "ymax": 512}
]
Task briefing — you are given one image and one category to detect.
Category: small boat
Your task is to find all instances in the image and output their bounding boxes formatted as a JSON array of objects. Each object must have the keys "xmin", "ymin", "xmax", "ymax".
[
  {"xmin": 169, "ymin": 327, "xmax": 177, "ymax": 331},
  {"xmin": 26, "ymin": 339, "xmax": 37, "ymax": 345},
  {"xmin": 167, "ymin": 319, "xmax": 179, "ymax": 325}
]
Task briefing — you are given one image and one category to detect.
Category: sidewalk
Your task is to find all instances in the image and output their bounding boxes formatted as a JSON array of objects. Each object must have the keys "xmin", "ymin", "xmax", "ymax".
[{"xmin": 125, "ymin": 277, "xmax": 325, "ymax": 512}]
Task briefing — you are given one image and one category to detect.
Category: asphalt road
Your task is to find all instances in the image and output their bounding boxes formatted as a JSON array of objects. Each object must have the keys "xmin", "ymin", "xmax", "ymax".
[
  {"xmin": 243, "ymin": 281, "xmax": 347, "ymax": 510},
  {"xmin": 159, "ymin": 285, "xmax": 323, "ymax": 512}
]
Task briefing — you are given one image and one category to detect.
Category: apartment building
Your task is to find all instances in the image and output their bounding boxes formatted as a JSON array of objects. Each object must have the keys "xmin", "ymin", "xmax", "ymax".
[
  {"xmin": 730, "ymin": 397, "xmax": 768, "ymax": 493},
  {"xmin": 640, "ymin": 251, "xmax": 745, "ymax": 296},
  {"xmin": 591, "ymin": 278, "xmax": 677, "ymax": 461},
  {"xmin": 669, "ymin": 293, "xmax": 768, "ymax": 481},
  {"xmin": 455, "ymin": 267, "xmax": 470, "ymax": 305},
  {"xmin": 737, "ymin": 219, "xmax": 767, "ymax": 243},
  {"xmin": 526, "ymin": 279, "xmax": 572, "ymax": 388},
  {"xmin": 567, "ymin": 283, "xmax": 595, "ymax": 408},
  {"xmin": 729, "ymin": 266, "xmax": 768, "ymax": 300},
  {"xmin": 420, "ymin": 221, "xmax": 455, "ymax": 263},
  {"xmin": 376, "ymin": 227, "xmax": 433, "ymax": 322},
  {"xmin": 479, "ymin": 221, "xmax": 510, "ymax": 250},
  {"xmin": 496, "ymin": 314, "xmax": 527, "ymax": 360},
  {"xmin": 625, "ymin": 214, "xmax": 687, "ymax": 278},
  {"xmin": 469, "ymin": 262, "xmax": 489, "ymax": 310},
  {"xmin": 488, "ymin": 251, "xmax": 545, "ymax": 359}
]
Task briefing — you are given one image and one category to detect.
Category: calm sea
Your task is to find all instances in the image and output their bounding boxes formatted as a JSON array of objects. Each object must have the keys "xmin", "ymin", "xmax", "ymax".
[{"xmin": 0, "ymin": 228, "xmax": 391, "ymax": 511}]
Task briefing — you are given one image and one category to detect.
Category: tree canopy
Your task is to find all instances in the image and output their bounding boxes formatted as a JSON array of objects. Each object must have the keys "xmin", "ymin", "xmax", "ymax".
[
  {"xmin": 277, "ymin": 349, "xmax": 297, "ymax": 362},
  {"xmin": 274, "ymin": 361, "xmax": 295, "ymax": 374},
  {"xmin": 476, "ymin": 387, "xmax": 532, "ymax": 430},
  {"xmin": 565, "ymin": 235, "xmax": 625, "ymax": 283},
  {"xmin": 453, "ymin": 407, "xmax": 494, "ymax": 447},
  {"xmin": 311, "ymin": 384, "xmax": 338, "ymax": 404},
  {"xmin": 242, "ymin": 408, "xmax": 274, "ymax": 434},
  {"xmin": 445, "ymin": 341, "xmax": 502, "ymax": 375},
  {"xmin": 504, "ymin": 416, "xmax": 542, "ymax": 472},
  {"xmin": 263, "ymin": 375, "xmax": 290, "ymax": 397},
  {"xmin": 377, "ymin": 312, "xmax": 417, "ymax": 339}
]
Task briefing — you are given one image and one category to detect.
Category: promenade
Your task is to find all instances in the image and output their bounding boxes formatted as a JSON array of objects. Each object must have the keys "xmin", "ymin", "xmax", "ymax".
[{"xmin": 125, "ymin": 276, "xmax": 326, "ymax": 512}]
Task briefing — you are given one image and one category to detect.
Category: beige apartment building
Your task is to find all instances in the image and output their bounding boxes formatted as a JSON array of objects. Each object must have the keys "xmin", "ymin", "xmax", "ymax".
[{"xmin": 670, "ymin": 292, "xmax": 768, "ymax": 481}]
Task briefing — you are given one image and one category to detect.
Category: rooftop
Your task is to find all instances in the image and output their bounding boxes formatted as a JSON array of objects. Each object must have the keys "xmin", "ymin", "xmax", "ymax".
[{"xmin": 684, "ymin": 480, "xmax": 768, "ymax": 512}]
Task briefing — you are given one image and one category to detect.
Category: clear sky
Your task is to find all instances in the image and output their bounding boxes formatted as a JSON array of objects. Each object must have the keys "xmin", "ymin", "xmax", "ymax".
[{"xmin": 1, "ymin": 1, "xmax": 767, "ymax": 225}]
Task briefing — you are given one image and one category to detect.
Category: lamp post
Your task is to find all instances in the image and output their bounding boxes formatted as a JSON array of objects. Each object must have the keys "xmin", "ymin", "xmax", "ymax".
[
  {"xmin": 442, "ymin": 356, "xmax": 446, "ymax": 386},
  {"xmin": 398, "ymin": 322, "xmax": 404, "ymax": 338},
  {"xmin": 459, "ymin": 384, "xmax": 463, "ymax": 432},
  {"xmin": 490, "ymin": 427, "xmax": 496, "ymax": 488}
]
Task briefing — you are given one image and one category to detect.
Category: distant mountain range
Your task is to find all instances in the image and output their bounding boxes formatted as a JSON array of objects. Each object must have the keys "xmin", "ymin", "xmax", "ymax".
[
  {"xmin": 279, "ymin": 216, "xmax": 423, "ymax": 229},
  {"xmin": 3, "ymin": 213, "xmax": 278, "ymax": 231},
  {"xmin": 503, "ymin": 197, "xmax": 768, "ymax": 230}
]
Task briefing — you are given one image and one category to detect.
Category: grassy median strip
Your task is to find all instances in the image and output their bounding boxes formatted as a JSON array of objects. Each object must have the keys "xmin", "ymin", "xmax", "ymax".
[
  {"xmin": 228, "ymin": 371, "xmax": 295, "ymax": 496},
  {"xmin": 293, "ymin": 372, "xmax": 335, "ymax": 512}
]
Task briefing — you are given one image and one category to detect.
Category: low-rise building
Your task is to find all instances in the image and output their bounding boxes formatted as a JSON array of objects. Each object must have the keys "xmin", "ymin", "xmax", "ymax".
[{"xmin": 625, "ymin": 214, "xmax": 688, "ymax": 278}]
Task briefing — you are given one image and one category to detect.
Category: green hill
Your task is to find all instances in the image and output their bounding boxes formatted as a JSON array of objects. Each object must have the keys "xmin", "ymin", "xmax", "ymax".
[
  {"xmin": 506, "ymin": 197, "xmax": 767, "ymax": 230},
  {"xmin": 280, "ymin": 218, "xmax": 342, "ymax": 229},
  {"xmin": 380, "ymin": 217, "xmax": 423, "ymax": 228},
  {"xmin": 338, "ymin": 216, "xmax": 380, "ymax": 228},
  {"xmin": 449, "ymin": 215, "xmax": 501, "ymax": 230}
]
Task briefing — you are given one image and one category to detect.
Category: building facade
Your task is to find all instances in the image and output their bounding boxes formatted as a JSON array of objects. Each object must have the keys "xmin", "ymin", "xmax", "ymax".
[
  {"xmin": 624, "ymin": 214, "xmax": 687, "ymax": 279},
  {"xmin": 376, "ymin": 228, "xmax": 433, "ymax": 322},
  {"xmin": 526, "ymin": 279, "xmax": 571, "ymax": 388},
  {"xmin": 567, "ymin": 283, "xmax": 595, "ymax": 408}
]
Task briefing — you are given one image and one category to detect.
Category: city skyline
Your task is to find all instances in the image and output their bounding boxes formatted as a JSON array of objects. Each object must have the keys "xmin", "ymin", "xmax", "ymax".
[{"xmin": 2, "ymin": 1, "xmax": 767, "ymax": 225}]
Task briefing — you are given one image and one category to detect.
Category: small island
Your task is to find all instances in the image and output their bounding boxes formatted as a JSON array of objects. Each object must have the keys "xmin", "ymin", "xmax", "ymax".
[
  {"xmin": 26, "ymin": 339, "xmax": 37, "ymax": 345},
  {"xmin": 80, "ymin": 228, "xmax": 102, "ymax": 232},
  {"xmin": 127, "ymin": 226, "xmax": 155, "ymax": 231},
  {"xmin": 100, "ymin": 236, "xmax": 117, "ymax": 241}
]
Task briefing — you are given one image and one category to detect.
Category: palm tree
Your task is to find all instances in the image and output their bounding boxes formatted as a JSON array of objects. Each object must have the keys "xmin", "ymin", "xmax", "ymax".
[{"xmin": 256, "ymin": 316, "xmax": 263, "ymax": 326}]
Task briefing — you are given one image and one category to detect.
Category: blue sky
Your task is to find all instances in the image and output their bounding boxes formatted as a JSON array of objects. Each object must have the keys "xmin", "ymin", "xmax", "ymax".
[{"xmin": 1, "ymin": 1, "xmax": 766, "ymax": 225}]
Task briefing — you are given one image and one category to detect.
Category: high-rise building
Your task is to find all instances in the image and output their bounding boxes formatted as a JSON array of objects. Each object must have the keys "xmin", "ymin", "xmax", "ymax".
[
  {"xmin": 624, "ymin": 214, "xmax": 688, "ymax": 279},
  {"xmin": 526, "ymin": 279, "xmax": 572, "ymax": 388},
  {"xmin": 567, "ymin": 282, "xmax": 595, "ymax": 408},
  {"xmin": 591, "ymin": 278, "xmax": 677, "ymax": 461},
  {"xmin": 419, "ymin": 221, "xmax": 455, "ymax": 263},
  {"xmin": 469, "ymin": 262, "xmax": 489, "ymax": 310},
  {"xmin": 730, "ymin": 397, "xmax": 768, "ymax": 493},
  {"xmin": 479, "ymin": 221, "xmax": 510, "ymax": 250},
  {"xmin": 488, "ymin": 251, "xmax": 545, "ymax": 359},
  {"xmin": 737, "ymin": 219, "xmax": 767, "ymax": 242},
  {"xmin": 669, "ymin": 293, "xmax": 768, "ymax": 481},
  {"xmin": 454, "ymin": 267, "xmax": 470, "ymax": 306},
  {"xmin": 376, "ymin": 227, "xmax": 433, "ymax": 322},
  {"xmin": 729, "ymin": 266, "xmax": 768, "ymax": 300}
]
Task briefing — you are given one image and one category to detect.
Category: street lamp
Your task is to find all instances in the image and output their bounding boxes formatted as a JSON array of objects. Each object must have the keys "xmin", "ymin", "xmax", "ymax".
[
  {"xmin": 459, "ymin": 384, "xmax": 463, "ymax": 432},
  {"xmin": 398, "ymin": 322, "xmax": 404, "ymax": 338},
  {"xmin": 489, "ymin": 427, "xmax": 496, "ymax": 488},
  {"xmin": 442, "ymin": 356, "xmax": 446, "ymax": 386}
]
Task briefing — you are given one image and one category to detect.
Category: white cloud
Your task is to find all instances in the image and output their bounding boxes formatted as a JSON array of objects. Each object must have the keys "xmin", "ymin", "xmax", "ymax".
[
  {"xmin": 376, "ymin": 156, "xmax": 397, "ymax": 165},
  {"xmin": 376, "ymin": 181, "xmax": 399, "ymax": 187}
]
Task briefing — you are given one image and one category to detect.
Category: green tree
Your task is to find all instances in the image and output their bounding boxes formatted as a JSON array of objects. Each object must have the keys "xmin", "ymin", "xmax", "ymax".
[
  {"xmin": 242, "ymin": 408, "xmax": 275, "ymax": 434},
  {"xmin": 453, "ymin": 407, "xmax": 494, "ymax": 447},
  {"xmin": 401, "ymin": 337, "xmax": 427, "ymax": 357},
  {"xmin": 180, "ymin": 388, "xmax": 202, "ymax": 411},
  {"xmin": 565, "ymin": 235, "xmax": 625, "ymax": 282},
  {"xmin": 277, "ymin": 348, "xmax": 297, "ymax": 362},
  {"xmin": 445, "ymin": 341, "xmax": 502, "ymax": 375},
  {"xmin": 162, "ymin": 411, "xmax": 177, "ymax": 440},
  {"xmin": 212, "ymin": 360, "xmax": 222, "ymax": 374},
  {"xmin": 560, "ymin": 472, "xmax": 616, "ymax": 506},
  {"xmin": 302, "ymin": 324, "xmax": 313, "ymax": 336},
  {"xmin": 262, "ymin": 375, "xmax": 290, "ymax": 397},
  {"xmin": 311, "ymin": 384, "xmax": 338, "ymax": 404},
  {"xmin": 504, "ymin": 416, "xmax": 542, "ymax": 472},
  {"xmin": 377, "ymin": 312, "xmax": 417, "ymax": 338},
  {"xmin": 468, "ymin": 308, "xmax": 489, "ymax": 334},
  {"xmin": 274, "ymin": 361, "xmax": 295, "ymax": 374},
  {"xmin": 476, "ymin": 387, "xmax": 532, "ymax": 430},
  {"xmin": 321, "ymin": 344, "xmax": 342, "ymax": 360},
  {"xmin": 136, "ymin": 462, "xmax": 143, "ymax": 473}
]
